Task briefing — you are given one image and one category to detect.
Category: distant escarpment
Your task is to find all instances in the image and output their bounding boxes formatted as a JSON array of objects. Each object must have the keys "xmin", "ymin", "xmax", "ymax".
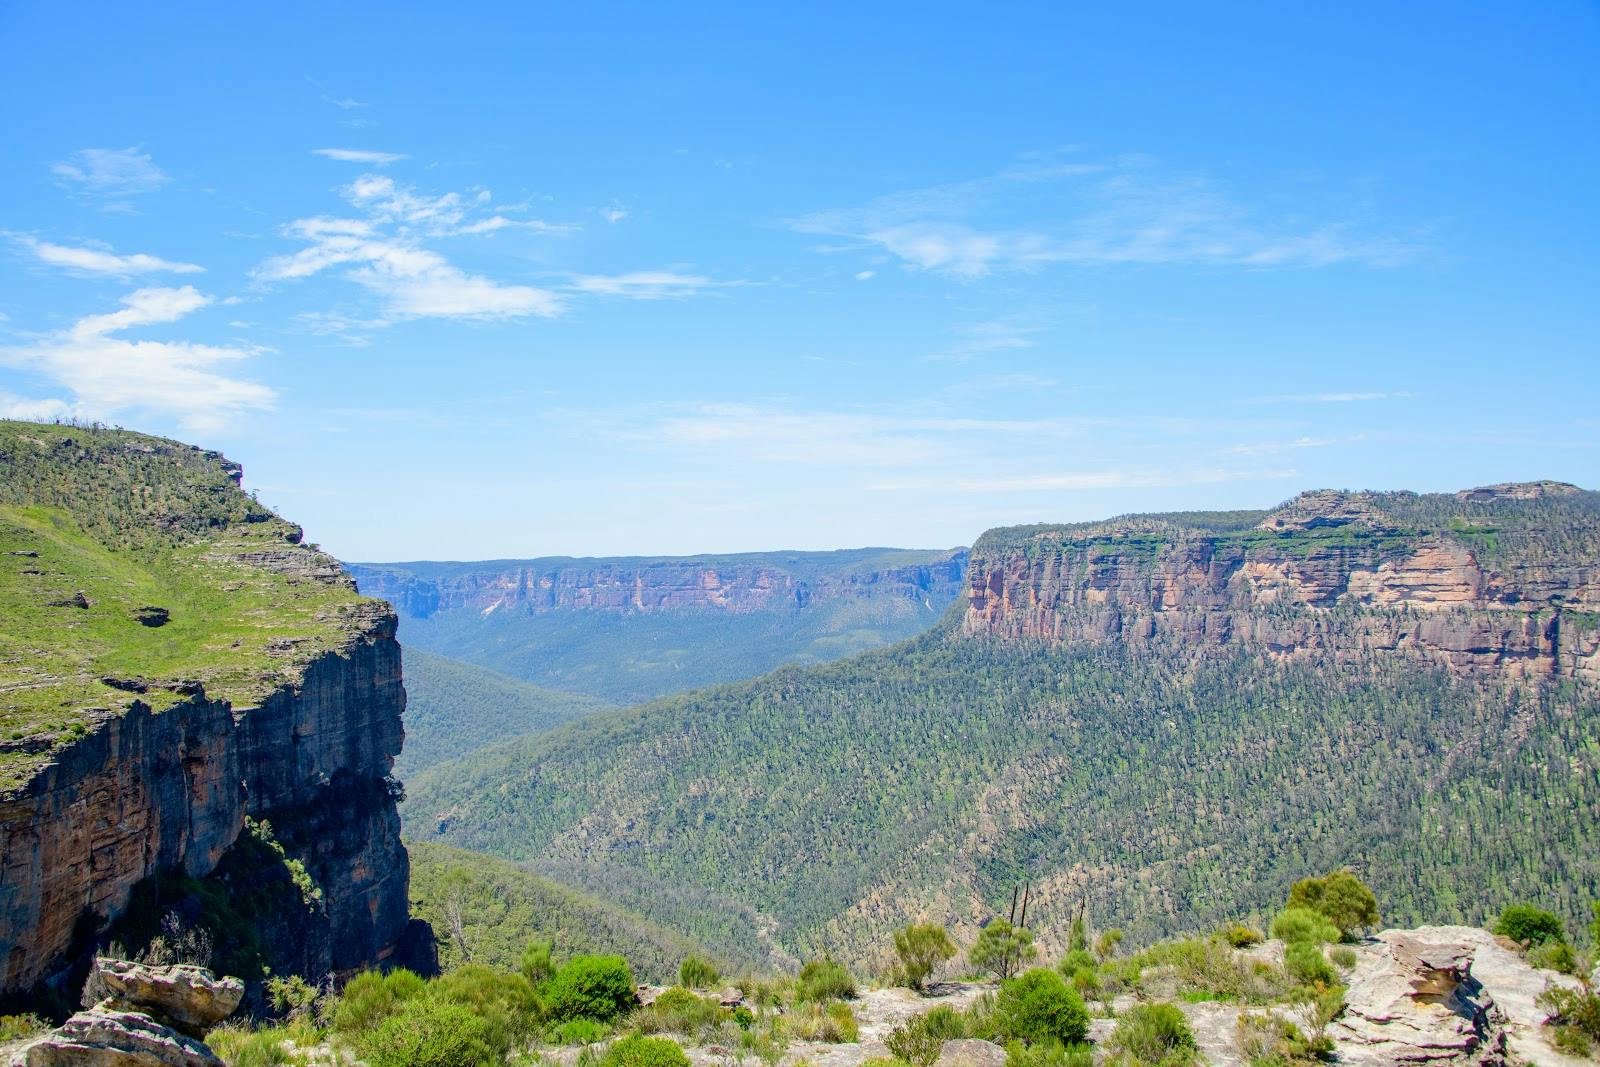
[
  {"xmin": 964, "ymin": 482, "xmax": 1600, "ymax": 683},
  {"xmin": 0, "ymin": 422, "xmax": 431, "ymax": 1007},
  {"xmin": 350, "ymin": 548, "xmax": 967, "ymax": 704}
]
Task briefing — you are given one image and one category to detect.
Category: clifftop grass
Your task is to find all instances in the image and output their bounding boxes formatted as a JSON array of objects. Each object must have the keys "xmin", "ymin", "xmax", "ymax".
[{"xmin": 0, "ymin": 421, "xmax": 380, "ymax": 791}]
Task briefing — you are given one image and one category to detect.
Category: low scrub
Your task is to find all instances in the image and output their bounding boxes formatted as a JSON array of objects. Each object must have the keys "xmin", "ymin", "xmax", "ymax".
[
  {"xmin": 600, "ymin": 1034, "xmax": 692, "ymax": 1067},
  {"xmin": 781, "ymin": 1000, "xmax": 860, "ymax": 1043},
  {"xmin": 1106, "ymin": 1003, "xmax": 1197, "ymax": 1067},
  {"xmin": 796, "ymin": 958, "xmax": 856, "ymax": 1002},
  {"xmin": 993, "ymin": 968, "xmax": 1089, "ymax": 1046}
]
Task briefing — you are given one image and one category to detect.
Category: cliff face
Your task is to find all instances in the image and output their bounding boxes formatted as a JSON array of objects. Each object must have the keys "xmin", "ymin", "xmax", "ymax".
[
  {"xmin": 963, "ymin": 482, "xmax": 1600, "ymax": 682},
  {"xmin": 0, "ymin": 422, "xmax": 429, "ymax": 1000},
  {"xmin": 349, "ymin": 549, "xmax": 968, "ymax": 619}
]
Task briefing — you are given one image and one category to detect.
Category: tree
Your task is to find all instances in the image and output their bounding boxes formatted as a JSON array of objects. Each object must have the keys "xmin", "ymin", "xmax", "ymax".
[
  {"xmin": 893, "ymin": 923, "xmax": 958, "ymax": 991},
  {"xmin": 520, "ymin": 939, "xmax": 554, "ymax": 985},
  {"xmin": 1494, "ymin": 904, "xmax": 1567, "ymax": 946},
  {"xmin": 993, "ymin": 968, "xmax": 1089, "ymax": 1045},
  {"xmin": 439, "ymin": 869, "xmax": 475, "ymax": 962},
  {"xmin": 1286, "ymin": 870, "xmax": 1379, "ymax": 939},
  {"xmin": 969, "ymin": 919, "xmax": 1037, "ymax": 981}
]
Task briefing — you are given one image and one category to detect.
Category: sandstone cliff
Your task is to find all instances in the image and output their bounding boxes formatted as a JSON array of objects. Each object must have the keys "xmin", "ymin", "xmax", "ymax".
[
  {"xmin": 349, "ymin": 548, "xmax": 968, "ymax": 619},
  {"xmin": 0, "ymin": 422, "xmax": 430, "ymax": 1005},
  {"xmin": 963, "ymin": 482, "xmax": 1600, "ymax": 683}
]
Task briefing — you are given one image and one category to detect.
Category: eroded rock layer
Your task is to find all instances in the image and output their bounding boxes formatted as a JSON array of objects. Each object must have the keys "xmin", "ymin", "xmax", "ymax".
[{"xmin": 963, "ymin": 483, "xmax": 1600, "ymax": 683}]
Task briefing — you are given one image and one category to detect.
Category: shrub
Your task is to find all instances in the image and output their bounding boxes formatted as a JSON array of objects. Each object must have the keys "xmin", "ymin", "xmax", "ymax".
[
  {"xmin": 602, "ymin": 1035, "xmax": 691, "ymax": 1067},
  {"xmin": 545, "ymin": 955, "xmax": 637, "ymax": 1022},
  {"xmin": 894, "ymin": 923, "xmax": 959, "ymax": 991},
  {"xmin": 1328, "ymin": 947, "xmax": 1358, "ymax": 971},
  {"xmin": 1527, "ymin": 941, "xmax": 1579, "ymax": 975},
  {"xmin": 0, "ymin": 1014, "xmax": 47, "ymax": 1042},
  {"xmin": 521, "ymin": 939, "xmax": 555, "ymax": 985},
  {"xmin": 732, "ymin": 1005, "xmax": 755, "ymax": 1030},
  {"xmin": 635, "ymin": 987, "xmax": 724, "ymax": 1036},
  {"xmin": 265, "ymin": 975, "xmax": 319, "ymax": 1019},
  {"xmin": 329, "ymin": 968, "xmax": 426, "ymax": 1035},
  {"xmin": 205, "ymin": 1025, "xmax": 295, "ymax": 1067},
  {"xmin": 1107, "ymin": 1003, "xmax": 1197, "ymax": 1067},
  {"xmin": 1220, "ymin": 923, "xmax": 1264, "ymax": 948},
  {"xmin": 1236, "ymin": 1011, "xmax": 1330, "ymax": 1067},
  {"xmin": 1285, "ymin": 870, "xmax": 1379, "ymax": 940},
  {"xmin": 796, "ymin": 957, "xmax": 856, "ymax": 1002},
  {"xmin": 1095, "ymin": 929, "xmax": 1125, "ymax": 962},
  {"xmin": 679, "ymin": 955, "xmax": 720, "ymax": 989},
  {"xmin": 1494, "ymin": 904, "xmax": 1567, "ymax": 947},
  {"xmin": 1284, "ymin": 943, "xmax": 1338, "ymax": 988},
  {"xmin": 993, "ymin": 968, "xmax": 1089, "ymax": 1046},
  {"xmin": 783, "ymin": 1000, "xmax": 860, "ymax": 1042},
  {"xmin": 551, "ymin": 1018, "xmax": 610, "ymax": 1045},
  {"xmin": 1538, "ymin": 983, "xmax": 1600, "ymax": 1052},
  {"xmin": 1005, "ymin": 1039, "xmax": 1094, "ymax": 1067},
  {"xmin": 970, "ymin": 920, "xmax": 1038, "ymax": 981},
  {"xmin": 356, "ymin": 995, "xmax": 497, "ymax": 1067},
  {"xmin": 432, "ymin": 963, "xmax": 542, "ymax": 1047},
  {"xmin": 1133, "ymin": 937, "xmax": 1289, "ymax": 1005},
  {"xmin": 1270, "ymin": 909, "xmax": 1339, "ymax": 946},
  {"xmin": 885, "ymin": 1016, "xmax": 944, "ymax": 1067}
]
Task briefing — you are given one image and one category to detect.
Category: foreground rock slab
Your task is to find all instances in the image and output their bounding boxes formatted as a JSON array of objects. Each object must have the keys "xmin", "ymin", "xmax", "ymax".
[{"xmin": 13, "ymin": 1007, "xmax": 223, "ymax": 1067}]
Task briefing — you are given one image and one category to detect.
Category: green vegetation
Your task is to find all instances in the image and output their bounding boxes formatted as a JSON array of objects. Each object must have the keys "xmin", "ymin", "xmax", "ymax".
[
  {"xmin": 397, "ymin": 648, "xmax": 613, "ymax": 775},
  {"xmin": 969, "ymin": 921, "xmax": 1037, "ymax": 981},
  {"xmin": 407, "ymin": 842, "xmax": 710, "ymax": 981},
  {"xmin": 1106, "ymin": 1003, "xmax": 1197, "ymax": 1067},
  {"xmin": 0, "ymin": 420, "xmax": 380, "ymax": 790},
  {"xmin": 678, "ymin": 955, "xmax": 719, "ymax": 989},
  {"xmin": 1269, "ymin": 910, "xmax": 1338, "ymax": 948},
  {"xmin": 1492, "ymin": 903, "xmax": 1566, "ymax": 946},
  {"xmin": 1284, "ymin": 871, "xmax": 1378, "ymax": 940},
  {"xmin": 350, "ymin": 547, "xmax": 966, "ymax": 705},
  {"xmin": 795, "ymin": 957, "xmax": 856, "ymax": 1002},
  {"xmin": 407, "ymin": 591, "xmax": 1600, "ymax": 962},
  {"xmin": 600, "ymin": 1034, "xmax": 691, "ymax": 1067},
  {"xmin": 542, "ymin": 955, "xmax": 636, "ymax": 1022},
  {"xmin": 992, "ymin": 969, "xmax": 1088, "ymax": 1046},
  {"xmin": 893, "ymin": 923, "xmax": 957, "ymax": 991}
]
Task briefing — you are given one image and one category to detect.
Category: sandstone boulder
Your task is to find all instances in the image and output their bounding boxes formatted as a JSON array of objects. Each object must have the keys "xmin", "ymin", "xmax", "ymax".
[
  {"xmin": 936, "ymin": 1039, "xmax": 1008, "ymax": 1067},
  {"xmin": 13, "ymin": 1006, "xmax": 223, "ymax": 1067},
  {"xmin": 94, "ymin": 959, "xmax": 243, "ymax": 1037}
]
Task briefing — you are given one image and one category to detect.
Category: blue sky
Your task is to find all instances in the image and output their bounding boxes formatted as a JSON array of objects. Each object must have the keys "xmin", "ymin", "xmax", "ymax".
[{"xmin": 2, "ymin": 3, "xmax": 1596, "ymax": 560}]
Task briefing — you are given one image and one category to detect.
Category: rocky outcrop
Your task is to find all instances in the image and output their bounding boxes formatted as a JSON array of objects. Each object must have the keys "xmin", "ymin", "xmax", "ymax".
[
  {"xmin": 963, "ymin": 484, "xmax": 1600, "ymax": 683},
  {"xmin": 348, "ymin": 549, "xmax": 968, "ymax": 620},
  {"xmin": 12, "ymin": 959, "xmax": 241, "ymax": 1066},
  {"xmin": 0, "ymin": 423, "xmax": 431, "ymax": 1005},
  {"xmin": 1335, "ymin": 926, "xmax": 1587, "ymax": 1067}
]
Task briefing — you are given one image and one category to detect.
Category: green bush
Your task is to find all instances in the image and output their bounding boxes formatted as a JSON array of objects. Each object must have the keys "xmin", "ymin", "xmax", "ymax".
[
  {"xmin": 356, "ymin": 995, "xmax": 497, "ymax": 1067},
  {"xmin": 601, "ymin": 1034, "xmax": 691, "ymax": 1067},
  {"xmin": 1494, "ymin": 904, "xmax": 1567, "ymax": 947},
  {"xmin": 885, "ymin": 1015, "xmax": 945, "ymax": 1067},
  {"xmin": 1107, "ymin": 1002, "xmax": 1197, "ymax": 1066},
  {"xmin": 1219, "ymin": 923, "xmax": 1264, "ymax": 948},
  {"xmin": 1269, "ymin": 909, "xmax": 1339, "ymax": 946},
  {"xmin": 1327, "ymin": 946, "xmax": 1357, "ymax": 971},
  {"xmin": 993, "ymin": 968, "xmax": 1089, "ymax": 1046},
  {"xmin": 0, "ymin": 1014, "xmax": 47, "ymax": 1042},
  {"xmin": 1132, "ymin": 937, "xmax": 1288, "ymax": 1004},
  {"xmin": 797, "ymin": 957, "xmax": 856, "ymax": 1002},
  {"xmin": 432, "ymin": 963, "xmax": 542, "ymax": 1048},
  {"xmin": 550, "ymin": 1018, "xmax": 610, "ymax": 1045},
  {"xmin": 783, "ymin": 1000, "xmax": 860, "ymax": 1042},
  {"xmin": 679, "ymin": 955, "xmax": 720, "ymax": 989},
  {"xmin": 545, "ymin": 955, "xmax": 637, "ymax": 1022},
  {"xmin": 521, "ymin": 939, "xmax": 555, "ymax": 985},
  {"xmin": 1236, "ymin": 1011, "xmax": 1331, "ymax": 1066},
  {"xmin": 329, "ymin": 969, "xmax": 426, "ymax": 1035},
  {"xmin": 1004, "ymin": 1038, "xmax": 1094, "ymax": 1067},
  {"xmin": 1285, "ymin": 870, "xmax": 1379, "ymax": 939},
  {"xmin": 1284, "ymin": 943, "xmax": 1337, "ymax": 988},
  {"xmin": 634, "ymin": 987, "xmax": 724, "ymax": 1035},
  {"xmin": 1526, "ymin": 941, "xmax": 1579, "ymax": 975},
  {"xmin": 970, "ymin": 920, "xmax": 1038, "ymax": 980},
  {"xmin": 205, "ymin": 1025, "xmax": 294, "ymax": 1067},
  {"xmin": 1537, "ymin": 983, "xmax": 1600, "ymax": 1051},
  {"xmin": 894, "ymin": 923, "xmax": 958, "ymax": 991}
]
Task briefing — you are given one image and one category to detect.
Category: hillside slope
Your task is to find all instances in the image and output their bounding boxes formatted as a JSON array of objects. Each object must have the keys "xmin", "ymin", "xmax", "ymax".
[
  {"xmin": 398, "ymin": 649, "xmax": 612, "ymax": 775},
  {"xmin": 404, "ymin": 482, "xmax": 1600, "ymax": 968},
  {"xmin": 350, "ymin": 547, "xmax": 966, "ymax": 704},
  {"xmin": 0, "ymin": 420, "xmax": 429, "ymax": 1002}
]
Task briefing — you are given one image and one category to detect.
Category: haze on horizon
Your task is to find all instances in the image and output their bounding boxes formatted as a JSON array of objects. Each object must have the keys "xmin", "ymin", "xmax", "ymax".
[{"xmin": 1, "ymin": 3, "xmax": 1596, "ymax": 560}]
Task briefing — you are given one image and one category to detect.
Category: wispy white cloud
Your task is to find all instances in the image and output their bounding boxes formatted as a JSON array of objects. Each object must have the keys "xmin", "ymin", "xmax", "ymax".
[
  {"xmin": 571, "ymin": 271, "xmax": 736, "ymax": 300},
  {"xmin": 51, "ymin": 148, "xmax": 169, "ymax": 197},
  {"xmin": 600, "ymin": 204, "xmax": 628, "ymax": 224},
  {"xmin": 792, "ymin": 157, "xmax": 1414, "ymax": 276},
  {"xmin": 1228, "ymin": 436, "xmax": 1335, "ymax": 456},
  {"xmin": 935, "ymin": 320, "xmax": 1041, "ymax": 364},
  {"xmin": 313, "ymin": 148, "xmax": 408, "ymax": 165},
  {"xmin": 0, "ymin": 287, "xmax": 275, "ymax": 431},
  {"xmin": 18, "ymin": 236, "xmax": 203, "ymax": 277},
  {"xmin": 253, "ymin": 175, "xmax": 574, "ymax": 325}
]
